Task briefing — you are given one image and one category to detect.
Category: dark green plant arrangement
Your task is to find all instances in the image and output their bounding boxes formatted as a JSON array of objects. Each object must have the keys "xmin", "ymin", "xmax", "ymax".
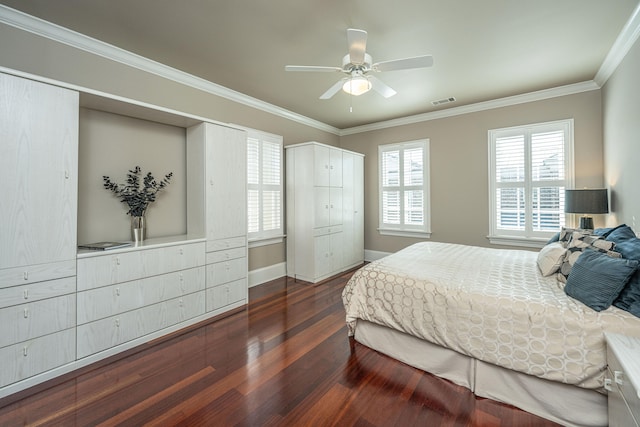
[{"xmin": 103, "ymin": 166, "xmax": 173, "ymax": 217}]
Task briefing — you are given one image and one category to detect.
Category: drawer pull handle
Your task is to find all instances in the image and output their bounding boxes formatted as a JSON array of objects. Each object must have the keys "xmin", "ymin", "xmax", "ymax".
[
  {"xmin": 180, "ymin": 248, "xmax": 184, "ymax": 255},
  {"xmin": 23, "ymin": 308, "xmax": 29, "ymax": 318},
  {"xmin": 179, "ymin": 299, "xmax": 184, "ymax": 307},
  {"xmin": 614, "ymin": 370, "xmax": 624, "ymax": 385},
  {"xmin": 116, "ymin": 257, "xmax": 120, "ymax": 266},
  {"xmin": 23, "ymin": 289, "xmax": 29, "ymax": 300},
  {"xmin": 65, "ymin": 170, "xmax": 70, "ymax": 179},
  {"xmin": 23, "ymin": 347, "xmax": 28, "ymax": 357},
  {"xmin": 115, "ymin": 319, "xmax": 120, "ymax": 327},
  {"xmin": 604, "ymin": 378, "xmax": 613, "ymax": 392},
  {"xmin": 23, "ymin": 271, "xmax": 28, "ymax": 281},
  {"xmin": 116, "ymin": 288, "xmax": 120, "ymax": 296},
  {"xmin": 180, "ymin": 273, "xmax": 184, "ymax": 281}
]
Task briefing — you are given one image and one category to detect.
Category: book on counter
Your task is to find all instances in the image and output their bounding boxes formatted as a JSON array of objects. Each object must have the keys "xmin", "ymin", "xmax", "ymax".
[{"xmin": 78, "ymin": 241, "xmax": 132, "ymax": 251}]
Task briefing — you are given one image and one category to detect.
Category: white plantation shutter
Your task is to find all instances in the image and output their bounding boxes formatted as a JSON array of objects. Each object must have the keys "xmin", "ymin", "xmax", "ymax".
[
  {"xmin": 379, "ymin": 140, "xmax": 430, "ymax": 237},
  {"xmin": 489, "ymin": 120, "xmax": 573, "ymax": 245},
  {"xmin": 247, "ymin": 130, "xmax": 284, "ymax": 243}
]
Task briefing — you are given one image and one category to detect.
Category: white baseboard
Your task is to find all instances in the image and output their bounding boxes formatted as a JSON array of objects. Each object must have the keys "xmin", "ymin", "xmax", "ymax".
[
  {"xmin": 248, "ymin": 262, "xmax": 287, "ymax": 288},
  {"xmin": 364, "ymin": 249, "xmax": 391, "ymax": 262}
]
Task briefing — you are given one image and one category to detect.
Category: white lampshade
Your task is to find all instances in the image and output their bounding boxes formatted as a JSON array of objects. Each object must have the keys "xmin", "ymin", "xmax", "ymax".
[{"xmin": 342, "ymin": 76, "xmax": 371, "ymax": 96}]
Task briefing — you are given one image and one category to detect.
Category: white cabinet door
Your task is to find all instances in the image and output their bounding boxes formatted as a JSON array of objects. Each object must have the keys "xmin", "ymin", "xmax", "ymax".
[
  {"xmin": 0, "ymin": 73, "xmax": 78, "ymax": 271},
  {"xmin": 329, "ymin": 148, "xmax": 343, "ymax": 187},
  {"xmin": 204, "ymin": 123, "xmax": 247, "ymax": 242},
  {"xmin": 342, "ymin": 153, "xmax": 364, "ymax": 267},
  {"xmin": 313, "ymin": 144, "xmax": 331, "ymax": 187},
  {"xmin": 313, "ymin": 144, "xmax": 343, "ymax": 188}
]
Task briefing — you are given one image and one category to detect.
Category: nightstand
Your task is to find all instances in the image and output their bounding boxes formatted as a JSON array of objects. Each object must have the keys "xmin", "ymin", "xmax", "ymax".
[{"xmin": 605, "ymin": 333, "xmax": 640, "ymax": 427}]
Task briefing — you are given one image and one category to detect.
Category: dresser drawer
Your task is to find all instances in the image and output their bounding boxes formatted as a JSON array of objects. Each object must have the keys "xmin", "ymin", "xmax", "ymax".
[
  {"xmin": 77, "ymin": 291, "xmax": 205, "ymax": 358},
  {"xmin": 608, "ymin": 344, "xmax": 640, "ymax": 423},
  {"xmin": 77, "ymin": 266, "xmax": 205, "ymax": 325},
  {"xmin": 77, "ymin": 242, "xmax": 205, "ymax": 290},
  {"xmin": 0, "ymin": 294, "xmax": 76, "ymax": 348},
  {"xmin": 207, "ymin": 236, "xmax": 246, "ymax": 252},
  {"xmin": 206, "ymin": 278, "xmax": 247, "ymax": 311},
  {"xmin": 0, "ymin": 276, "xmax": 75, "ymax": 309},
  {"xmin": 207, "ymin": 257, "xmax": 246, "ymax": 287},
  {"xmin": 206, "ymin": 246, "xmax": 245, "ymax": 264},
  {"xmin": 0, "ymin": 328, "xmax": 75, "ymax": 386},
  {"xmin": 0, "ymin": 260, "xmax": 75, "ymax": 289}
]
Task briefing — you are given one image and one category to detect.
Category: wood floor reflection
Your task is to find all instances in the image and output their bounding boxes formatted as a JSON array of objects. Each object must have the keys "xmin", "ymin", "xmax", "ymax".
[{"xmin": 0, "ymin": 271, "xmax": 559, "ymax": 426}]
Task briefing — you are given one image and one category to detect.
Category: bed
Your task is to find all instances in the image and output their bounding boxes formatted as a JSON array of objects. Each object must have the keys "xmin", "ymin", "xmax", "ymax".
[{"xmin": 342, "ymin": 237, "xmax": 640, "ymax": 427}]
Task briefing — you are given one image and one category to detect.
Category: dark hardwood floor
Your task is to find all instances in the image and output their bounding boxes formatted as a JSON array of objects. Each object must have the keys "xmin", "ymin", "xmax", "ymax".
[{"xmin": 0, "ymin": 270, "xmax": 560, "ymax": 426}]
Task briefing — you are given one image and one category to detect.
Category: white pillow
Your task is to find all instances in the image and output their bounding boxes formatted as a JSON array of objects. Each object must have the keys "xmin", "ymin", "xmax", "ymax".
[{"xmin": 537, "ymin": 242, "xmax": 567, "ymax": 276}]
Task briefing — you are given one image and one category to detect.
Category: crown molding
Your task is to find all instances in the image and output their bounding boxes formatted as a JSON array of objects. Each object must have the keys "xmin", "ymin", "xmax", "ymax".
[
  {"xmin": 339, "ymin": 81, "xmax": 600, "ymax": 136},
  {"xmin": 0, "ymin": 5, "xmax": 341, "ymax": 136},
  {"xmin": 594, "ymin": 2, "xmax": 640, "ymax": 86},
  {"xmin": 2, "ymin": 4, "xmax": 638, "ymax": 137}
]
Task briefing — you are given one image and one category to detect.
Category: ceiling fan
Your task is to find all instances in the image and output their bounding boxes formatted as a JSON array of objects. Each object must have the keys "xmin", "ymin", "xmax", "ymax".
[{"xmin": 285, "ymin": 28, "xmax": 433, "ymax": 100}]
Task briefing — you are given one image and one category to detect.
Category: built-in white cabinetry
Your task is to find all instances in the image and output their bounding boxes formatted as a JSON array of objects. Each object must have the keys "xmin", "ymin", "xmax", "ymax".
[
  {"xmin": 76, "ymin": 239, "xmax": 206, "ymax": 358},
  {"xmin": 0, "ymin": 71, "xmax": 252, "ymax": 399},
  {"xmin": 286, "ymin": 142, "xmax": 364, "ymax": 283},
  {"xmin": 0, "ymin": 72, "xmax": 79, "ymax": 389},
  {"xmin": 187, "ymin": 122, "xmax": 249, "ymax": 314}
]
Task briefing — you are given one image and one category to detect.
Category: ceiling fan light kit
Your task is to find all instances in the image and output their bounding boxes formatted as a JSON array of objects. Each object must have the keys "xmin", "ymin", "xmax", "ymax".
[
  {"xmin": 343, "ymin": 75, "xmax": 371, "ymax": 96},
  {"xmin": 285, "ymin": 28, "xmax": 433, "ymax": 100}
]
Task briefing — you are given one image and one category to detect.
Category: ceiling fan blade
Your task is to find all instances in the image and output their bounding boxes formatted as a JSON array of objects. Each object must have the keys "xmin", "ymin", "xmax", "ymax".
[
  {"xmin": 373, "ymin": 55, "xmax": 434, "ymax": 72},
  {"xmin": 319, "ymin": 79, "xmax": 346, "ymax": 100},
  {"xmin": 347, "ymin": 28, "xmax": 367, "ymax": 65},
  {"xmin": 368, "ymin": 75, "xmax": 397, "ymax": 98},
  {"xmin": 285, "ymin": 65, "xmax": 343, "ymax": 72}
]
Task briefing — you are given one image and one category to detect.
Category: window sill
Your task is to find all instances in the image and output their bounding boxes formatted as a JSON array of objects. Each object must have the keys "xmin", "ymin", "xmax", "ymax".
[
  {"xmin": 378, "ymin": 229, "xmax": 432, "ymax": 239},
  {"xmin": 248, "ymin": 235, "xmax": 285, "ymax": 248},
  {"xmin": 487, "ymin": 235, "xmax": 547, "ymax": 249}
]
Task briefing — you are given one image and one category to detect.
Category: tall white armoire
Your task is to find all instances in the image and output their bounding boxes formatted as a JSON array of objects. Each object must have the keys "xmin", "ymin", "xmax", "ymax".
[
  {"xmin": 0, "ymin": 72, "xmax": 79, "ymax": 387},
  {"xmin": 286, "ymin": 142, "xmax": 364, "ymax": 283}
]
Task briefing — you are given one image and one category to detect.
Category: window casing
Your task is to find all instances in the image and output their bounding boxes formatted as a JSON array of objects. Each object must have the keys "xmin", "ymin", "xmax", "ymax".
[
  {"xmin": 378, "ymin": 139, "xmax": 431, "ymax": 238},
  {"xmin": 488, "ymin": 119, "xmax": 574, "ymax": 247},
  {"xmin": 247, "ymin": 130, "xmax": 284, "ymax": 246}
]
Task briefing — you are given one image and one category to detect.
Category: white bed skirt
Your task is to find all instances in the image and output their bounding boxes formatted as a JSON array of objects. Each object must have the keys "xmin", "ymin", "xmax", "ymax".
[{"xmin": 353, "ymin": 319, "xmax": 607, "ymax": 427}]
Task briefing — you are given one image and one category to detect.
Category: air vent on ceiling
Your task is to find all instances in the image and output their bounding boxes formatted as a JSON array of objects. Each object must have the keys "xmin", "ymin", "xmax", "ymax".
[{"xmin": 431, "ymin": 97, "xmax": 456, "ymax": 106}]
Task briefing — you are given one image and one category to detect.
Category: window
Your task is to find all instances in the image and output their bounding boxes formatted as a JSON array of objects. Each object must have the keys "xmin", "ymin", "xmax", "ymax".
[
  {"xmin": 247, "ymin": 129, "xmax": 284, "ymax": 246},
  {"xmin": 488, "ymin": 119, "xmax": 574, "ymax": 247},
  {"xmin": 378, "ymin": 139, "xmax": 431, "ymax": 238}
]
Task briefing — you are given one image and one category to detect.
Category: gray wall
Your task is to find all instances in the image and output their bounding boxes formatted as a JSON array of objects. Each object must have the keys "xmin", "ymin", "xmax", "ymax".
[
  {"xmin": 0, "ymin": 21, "xmax": 339, "ymax": 271},
  {"xmin": 340, "ymin": 90, "xmax": 604, "ymax": 253},
  {"xmin": 1, "ymin": 17, "xmax": 620, "ymax": 274},
  {"xmin": 602, "ymin": 36, "xmax": 640, "ymax": 231}
]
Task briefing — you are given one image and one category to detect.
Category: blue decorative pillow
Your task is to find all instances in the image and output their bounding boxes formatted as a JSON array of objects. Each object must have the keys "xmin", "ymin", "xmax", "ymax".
[
  {"xmin": 565, "ymin": 249, "xmax": 639, "ymax": 311},
  {"xmin": 594, "ymin": 224, "xmax": 627, "ymax": 238},
  {"xmin": 606, "ymin": 225, "xmax": 637, "ymax": 244},
  {"xmin": 615, "ymin": 273, "xmax": 640, "ymax": 317}
]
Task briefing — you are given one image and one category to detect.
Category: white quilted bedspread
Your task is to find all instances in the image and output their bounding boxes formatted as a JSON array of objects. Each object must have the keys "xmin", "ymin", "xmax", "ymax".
[{"xmin": 342, "ymin": 242, "xmax": 640, "ymax": 389}]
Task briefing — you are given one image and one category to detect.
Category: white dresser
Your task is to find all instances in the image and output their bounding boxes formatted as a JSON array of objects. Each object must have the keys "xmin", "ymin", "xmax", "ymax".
[
  {"xmin": 76, "ymin": 238, "xmax": 206, "ymax": 358},
  {"xmin": 606, "ymin": 332, "xmax": 640, "ymax": 427}
]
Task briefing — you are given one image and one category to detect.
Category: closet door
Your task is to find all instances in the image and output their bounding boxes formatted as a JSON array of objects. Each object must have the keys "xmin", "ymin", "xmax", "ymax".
[
  {"xmin": 0, "ymin": 72, "xmax": 79, "ymax": 271},
  {"xmin": 204, "ymin": 123, "xmax": 247, "ymax": 242}
]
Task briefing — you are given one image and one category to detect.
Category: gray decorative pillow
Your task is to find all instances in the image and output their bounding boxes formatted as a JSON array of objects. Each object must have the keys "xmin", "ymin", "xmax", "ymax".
[{"xmin": 557, "ymin": 231, "xmax": 619, "ymax": 282}]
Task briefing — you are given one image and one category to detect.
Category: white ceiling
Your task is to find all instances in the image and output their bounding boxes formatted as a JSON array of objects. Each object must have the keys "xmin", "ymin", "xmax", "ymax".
[{"xmin": 1, "ymin": 0, "xmax": 639, "ymax": 129}]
